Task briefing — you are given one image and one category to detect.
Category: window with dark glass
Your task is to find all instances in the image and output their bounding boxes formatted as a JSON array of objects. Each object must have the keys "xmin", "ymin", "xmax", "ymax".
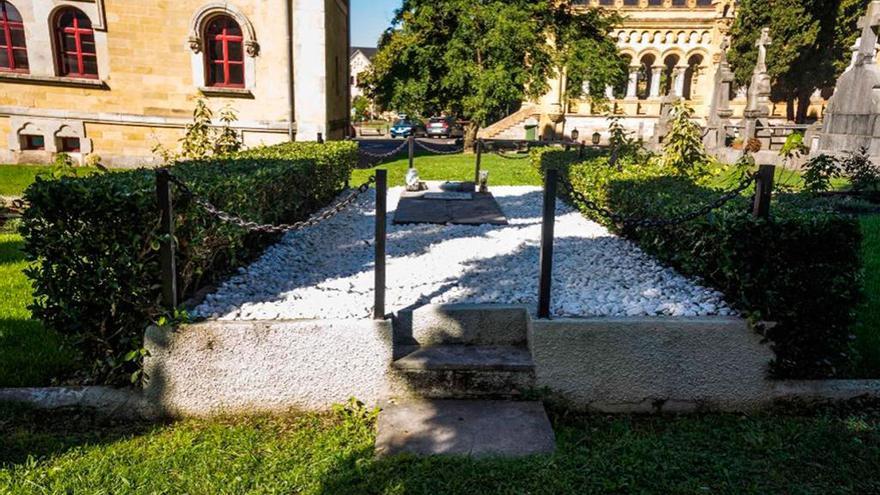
[
  {"xmin": 0, "ymin": 1, "xmax": 28, "ymax": 72},
  {"xmin": 22, "ymin": 134, "xmax": 44, "ymax": 150},
  {"xmin": 205, "ymin": 15, "xmax": 245, "ymax": 87},
  {"xmin": 59, "ymin": 137, "xmax": 80, "ymax": 152},
  {"xmin": 55, "ymin": 8, "xmax": 98, "ymax": 78}
]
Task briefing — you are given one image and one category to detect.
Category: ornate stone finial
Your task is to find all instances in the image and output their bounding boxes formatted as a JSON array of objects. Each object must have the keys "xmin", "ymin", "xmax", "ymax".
[
  {"xmin": 188, "ymin": 36, "xmax": 203, "ymax": 54},
  {"xmin": 245, "ymin": 40, "xmax": 260, "ymax": 58},
  {"xmin": 856, "ymin": 1, "xmax": 880, "ymax": 67},
  {"xmin": 754, "ymin": 28, "xmax": 772, "ymax": 74}
]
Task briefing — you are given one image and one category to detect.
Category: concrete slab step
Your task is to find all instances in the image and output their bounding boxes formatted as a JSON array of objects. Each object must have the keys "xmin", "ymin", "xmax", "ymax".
[
  {"xmin": 393, "ymin": 345, "xmax": 534, "ymax": 372},
  {"xmin": 392, "ymin": 345, "xmax": 536, "ymax": 399},
  {"xmin": 376, "ymin": 399, "xmax": 556, "ymax": 458}
]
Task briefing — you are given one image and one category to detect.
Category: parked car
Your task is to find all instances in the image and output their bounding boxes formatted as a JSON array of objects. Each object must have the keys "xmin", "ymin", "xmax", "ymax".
[
  {"xmin": 426, "ymin": 116, "xmax": 465, "ymax": 139},
  {"xmin": 390, "ymin": 119, "xmax": 426, "ymax": 138}
]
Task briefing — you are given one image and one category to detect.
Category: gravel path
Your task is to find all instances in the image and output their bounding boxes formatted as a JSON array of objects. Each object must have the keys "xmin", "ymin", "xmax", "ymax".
[{"xmin": 194, "ymin": 186, "xmax": 732, "ymax": 320}]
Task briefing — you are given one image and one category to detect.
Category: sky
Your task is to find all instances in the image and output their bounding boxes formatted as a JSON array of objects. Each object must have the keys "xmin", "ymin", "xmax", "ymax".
[{"xmin": 351, "ymin": 0, "xmax": 402, "ymax": 48}]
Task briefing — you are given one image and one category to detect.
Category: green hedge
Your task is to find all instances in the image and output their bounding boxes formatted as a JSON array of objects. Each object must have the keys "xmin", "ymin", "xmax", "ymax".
[
  {"xmin": 534, "ymin": 149, "xmax": 863, "ymax": 378},
  {"xmin": 21, "ymin": 141, "xmax": 357, "ymax": 384}
]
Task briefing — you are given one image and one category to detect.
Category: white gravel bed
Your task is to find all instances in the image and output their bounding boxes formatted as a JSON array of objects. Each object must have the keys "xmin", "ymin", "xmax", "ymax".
[{"xmin": 193, "ymin": 186, "xmax": 732, "ymax": 320}]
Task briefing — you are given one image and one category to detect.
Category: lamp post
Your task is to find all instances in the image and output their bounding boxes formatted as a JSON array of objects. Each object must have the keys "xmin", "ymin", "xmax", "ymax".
[
  {"xmin": 571, "ymin": 128, "xmax": 580, "ymax": 143},
  {"xmin": 592, "ymin": 132, "xmax": 601, "ymax": 147}
]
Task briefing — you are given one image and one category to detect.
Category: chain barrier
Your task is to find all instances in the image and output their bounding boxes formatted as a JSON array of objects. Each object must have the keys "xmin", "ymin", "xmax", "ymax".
[
  {"xmin": 414, "ymin": 139, "xmax": 464, "ymax": 155},
  {"xmin": 165, "ymin": 172, "xmax": 376, "ymax": 235},
  {"xmin": 557, "ymin": 171, "xmax": 757, "ymax": 230},
  {"xmin": 357, "ymin": 140, "xmax": 409, "ymax": 160}
]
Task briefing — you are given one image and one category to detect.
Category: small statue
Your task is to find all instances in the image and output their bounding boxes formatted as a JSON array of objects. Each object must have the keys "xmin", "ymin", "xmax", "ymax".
[{"xmin": 478, "ymin": 170, "xmax": 489, "ymax": 193}]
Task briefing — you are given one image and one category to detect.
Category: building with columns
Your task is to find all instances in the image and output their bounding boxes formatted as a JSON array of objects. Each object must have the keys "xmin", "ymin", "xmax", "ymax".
[
  {"xmin": 483, "ymin": 0, "xmax": 746, "ymax": 142},
  {"xmin": 0, "ymin": 0, "xmax": 350, "ymax": 167}
]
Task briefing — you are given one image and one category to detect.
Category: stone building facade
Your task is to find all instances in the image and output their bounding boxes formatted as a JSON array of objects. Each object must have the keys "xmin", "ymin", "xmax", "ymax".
[
  {"xmin": 0, "ymin": 0, "xmax": 350, "ymax": 167},
  {"xmin": 482, "ymin": 0, "xmax": 817, "ymax": 143}
]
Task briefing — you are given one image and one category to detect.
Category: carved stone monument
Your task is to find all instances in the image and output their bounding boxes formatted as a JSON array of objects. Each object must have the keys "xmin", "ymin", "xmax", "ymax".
[
  {"xmin": 817, "ymin": 1, "xmax": 880, "ymax": 159},
  {"xmin": 743, "ymin": 28, "xmax": 773, "ymax": 141},
  {"xmin": 706, "ymin": 38, "xmax": 736, "ymax": 149}
]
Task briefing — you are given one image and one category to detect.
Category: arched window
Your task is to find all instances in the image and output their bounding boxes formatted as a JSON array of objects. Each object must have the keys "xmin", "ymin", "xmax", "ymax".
[
  {"xmin": 205, "ymin": 15, "xmax": 244, "ymax": 87},
  {"xmin": 54, "ymin": 8, "xmax": 97, "ymax": 78},
  {"xmin": 0, "ymin": 1, "xmax": 28, "ymax": 72}
]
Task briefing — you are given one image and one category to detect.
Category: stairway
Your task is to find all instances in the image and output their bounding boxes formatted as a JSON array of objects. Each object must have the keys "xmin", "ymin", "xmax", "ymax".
[
  {"xmin": 478, "ymin": 105, "xmax": 540, "ymax": 140},
  {"xmin": 391, "ymin": 304, "xmax": 536, "ymax": 399},
  {"xmin": 380, "ymin": 304, "xmax": 553, "ymax": 458}
]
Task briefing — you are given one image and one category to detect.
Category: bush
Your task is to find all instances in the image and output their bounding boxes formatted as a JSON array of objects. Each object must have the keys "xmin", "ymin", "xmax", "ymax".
[
  {"xmin": 21, "ymin": 141, "xmax": 357, "ymax": 384},
  {"xmin": 533, "ymin": 148, "xmax": 863, "ymax": 378}
]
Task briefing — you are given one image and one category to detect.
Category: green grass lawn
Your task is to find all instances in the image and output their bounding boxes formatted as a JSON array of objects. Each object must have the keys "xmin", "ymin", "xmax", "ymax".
[
  {"xmin": 1, "ymin": 402, "xmax": 879, "ymax": 494},
  {"xmin": 855, "ymin": 215, "xmax": 880, "ymax": 376},
  {"xmin": 0, "ymin": 225, "xmax": 79, "ymax": 387},
  {"xmin": 0, "ymin": 164, "xmax": 96, "ymax": 197},
  {"xmin": 350, "ymin": 152, "xmax": 542, "ymax": 188}
]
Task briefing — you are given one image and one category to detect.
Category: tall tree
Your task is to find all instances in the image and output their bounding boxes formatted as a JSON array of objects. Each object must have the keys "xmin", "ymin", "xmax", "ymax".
[
  {"xmin": 362, "ymin": 0, "xmax": 624, "ymax": 147},
  {"xmin": 728, "ymin": 0, "xmax": 871, "ymax": 123}
]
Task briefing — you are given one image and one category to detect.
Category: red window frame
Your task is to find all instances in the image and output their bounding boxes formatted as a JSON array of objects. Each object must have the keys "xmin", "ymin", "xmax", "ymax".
[
  {"xmin": 205, "ymin": 16, "xmax": 245, "ymax": 88},
  {"xmin": 54, "ymin": 8, "xmax": 98, "ymax": 79},
  {"xmin": 0, "ymin": 1, "xmax": 28, "ymax": 73}
]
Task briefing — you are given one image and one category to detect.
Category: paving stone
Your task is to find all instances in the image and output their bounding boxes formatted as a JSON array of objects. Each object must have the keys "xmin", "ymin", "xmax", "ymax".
[
  {"xmin": 376, "ymin": 400, "xmax": 556, "ymax": 458},
  {"xmin": 393, "ymin": 345, "xmax": 534, "ymax": 371}
]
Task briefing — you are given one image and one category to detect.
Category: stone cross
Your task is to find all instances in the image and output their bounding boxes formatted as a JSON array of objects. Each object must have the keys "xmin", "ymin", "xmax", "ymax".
[
  {"xmin": 857, "ymin": 1, "xmax": 880, "ymax": 66},
  {"xmin": 754, "ymin": 28, "xmax": 772, "ymax": 74}
]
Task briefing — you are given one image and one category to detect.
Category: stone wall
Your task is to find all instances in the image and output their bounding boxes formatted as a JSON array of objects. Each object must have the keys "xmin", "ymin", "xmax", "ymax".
[{"xmin": 0, "ymin": 0, "xmax": 347, "ymax": 166}]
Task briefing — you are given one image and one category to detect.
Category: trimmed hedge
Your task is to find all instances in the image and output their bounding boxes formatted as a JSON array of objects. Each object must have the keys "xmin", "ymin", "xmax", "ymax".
[
  {"xmin": 21, "ymin": 142, "xmax": 357, "ymax": 384},
  {"xmin": 534, "ymin": 149, "xmax": 863, "ymax": 378}
]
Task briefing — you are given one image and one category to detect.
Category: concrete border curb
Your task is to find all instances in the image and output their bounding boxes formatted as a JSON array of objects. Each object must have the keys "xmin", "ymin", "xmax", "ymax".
[{"xmin": 0, "ymin": 386, "xmax": 157, "ymax": 418}]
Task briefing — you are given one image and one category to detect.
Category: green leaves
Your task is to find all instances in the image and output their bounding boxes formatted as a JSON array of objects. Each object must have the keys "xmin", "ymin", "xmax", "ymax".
[
  {"xmin": 364, "ymin": 0, "xmax": 622, "ymax": 129},
  {"xmin": 21, "ymin": 141, "xmax": 357, "ymax": 386}
]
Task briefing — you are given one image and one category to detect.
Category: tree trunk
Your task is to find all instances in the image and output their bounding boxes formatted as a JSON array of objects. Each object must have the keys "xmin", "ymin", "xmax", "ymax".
[
  {"xmin": 464, "ymin": 123, "xmax": 480, "ymax": 154},
  {"xmin": 796, "ymin": 90, "xmax": 813, "ymax": 124}
]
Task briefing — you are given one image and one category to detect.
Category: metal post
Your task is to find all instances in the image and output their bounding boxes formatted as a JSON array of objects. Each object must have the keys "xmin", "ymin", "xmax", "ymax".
[
  {"xmin": 408, "ymin": 134, "xmax": 415, "ymax": 169},
  {"xmin": 474, "ymin": 139, "xmax": 483, "ymax": 187},
  {"xmin": 752, "ymin": 164, "xmax": 775, "ymax": 219},
  {"xmin": 538, "ymin": 169, "xmax": 558, "ymax": 319},
  {"xmin": 374, "ymin": 169, "xmax": 387, "ymax": 320},
  {"xmin": 156, "ymin": 169, "xmax": 178, "ymax": 311},
  {"xmin": 317, "ymin": 132, "xmax": 324, "ymax": 144},
  {"xmin": 578, "ymin": 142, "xmax": 585, "ymax": 159}
]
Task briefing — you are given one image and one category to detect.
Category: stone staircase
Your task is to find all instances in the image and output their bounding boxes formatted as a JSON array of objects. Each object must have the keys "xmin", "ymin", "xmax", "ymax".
[
  {"xmin": 380, "ymin": 304, "xmax": 553, "ymax": 458},
  {"xmin": 478, "ymin": 104, "xmax": 541, "ymax": 141},
  {"xmin": 391, "ymin": 305, "xmax": 536, "ymax": 399}
]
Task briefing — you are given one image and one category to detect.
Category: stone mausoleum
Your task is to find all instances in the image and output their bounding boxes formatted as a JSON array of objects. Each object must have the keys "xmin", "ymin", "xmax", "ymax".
[{"xmin": 0, "ymin": 0, "xmax": 351, "ymax": 167}]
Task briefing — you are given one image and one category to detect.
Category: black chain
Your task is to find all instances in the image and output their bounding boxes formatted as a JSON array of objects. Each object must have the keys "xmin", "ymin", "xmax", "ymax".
[
  {"xmin": 165, "ymin": 172, "xmax": 376, "ymax": 235},
  {"xmin": 490, "ymin": 149, "xmax": 531, "ymax": 160},
  {"xmin": 557, "ymin": 172, "xmax": 756, "ymax": 230},
  {"xmin": 415, "ymin": 140, "xmax": 464, "ymax": 155},
  {"xmin": 358, "ymin": 140, "xmax": 409, "ymax": 160}
]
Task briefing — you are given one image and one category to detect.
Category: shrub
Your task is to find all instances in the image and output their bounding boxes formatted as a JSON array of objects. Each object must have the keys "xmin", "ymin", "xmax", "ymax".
[
  {"xmin": 21, "ymin": 141, "xmax": 357, "ymax": 385},
  {"xmin": 659, "ymin": 100, "xmax": 708, "ymax": 176},
  {"xmin": 533, "ymin": 148, "xmax": 863, "ymax": 378},
  {"xmin": 803, "ymin": 148, "xmax": 880, "ymax": 193}
]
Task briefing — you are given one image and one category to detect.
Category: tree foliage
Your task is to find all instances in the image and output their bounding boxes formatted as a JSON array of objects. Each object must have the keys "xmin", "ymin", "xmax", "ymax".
[
  {"xmin": 728, "ymin": 0, "xmax": 871, "ymax": 122},
  {"xmin": 362, "ymin": 0, "xmax": 624, "ymax": 143}
]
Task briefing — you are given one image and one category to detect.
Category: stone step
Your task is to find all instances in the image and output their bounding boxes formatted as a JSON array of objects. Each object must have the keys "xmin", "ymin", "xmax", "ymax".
[
  {"xmin": 392, "ymin": 345, "xmax": 535, "ymax": 399},
  {"xmin": 375, "ymin": 399, "xmax": 556, "ymax": 458},
  {"xmin": 394, "ymin": 304, "xmax": 529, "ymax": 347},
  {"xmin": 393, "ymin": 345, "xmax": 534, "ymax": 372}
]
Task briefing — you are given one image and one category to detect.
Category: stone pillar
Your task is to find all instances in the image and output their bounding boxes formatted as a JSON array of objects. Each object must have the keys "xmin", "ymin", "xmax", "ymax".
[
  {"xmin": 650, "ymin": 66, "xmax": 663, "ymax": 98},
  {"xmin": 605, "ymin": 85, "xmax": 615, "ymax": 100},
  {"xmin": 625, "ymin": 66, "xmax": 640, "ymax": 99},
  {"xmin": 673, "ymin": 66, "xmax": 687, "ymax": 97}
]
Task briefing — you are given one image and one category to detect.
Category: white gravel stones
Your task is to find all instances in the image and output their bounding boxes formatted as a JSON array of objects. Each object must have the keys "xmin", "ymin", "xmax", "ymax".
[{"xmin": 193, "ymin": 186, "xmax": 732, "ymax": 320}]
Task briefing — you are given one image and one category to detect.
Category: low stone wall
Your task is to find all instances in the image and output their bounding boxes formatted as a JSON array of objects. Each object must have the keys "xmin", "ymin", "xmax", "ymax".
[
  {"xmin": 143, "ymin": 319, "xmax": 396, "ymax": 417},
  {"xmin": 529, "ymin": 317, "xmax": 776, "ymax": 412}
]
